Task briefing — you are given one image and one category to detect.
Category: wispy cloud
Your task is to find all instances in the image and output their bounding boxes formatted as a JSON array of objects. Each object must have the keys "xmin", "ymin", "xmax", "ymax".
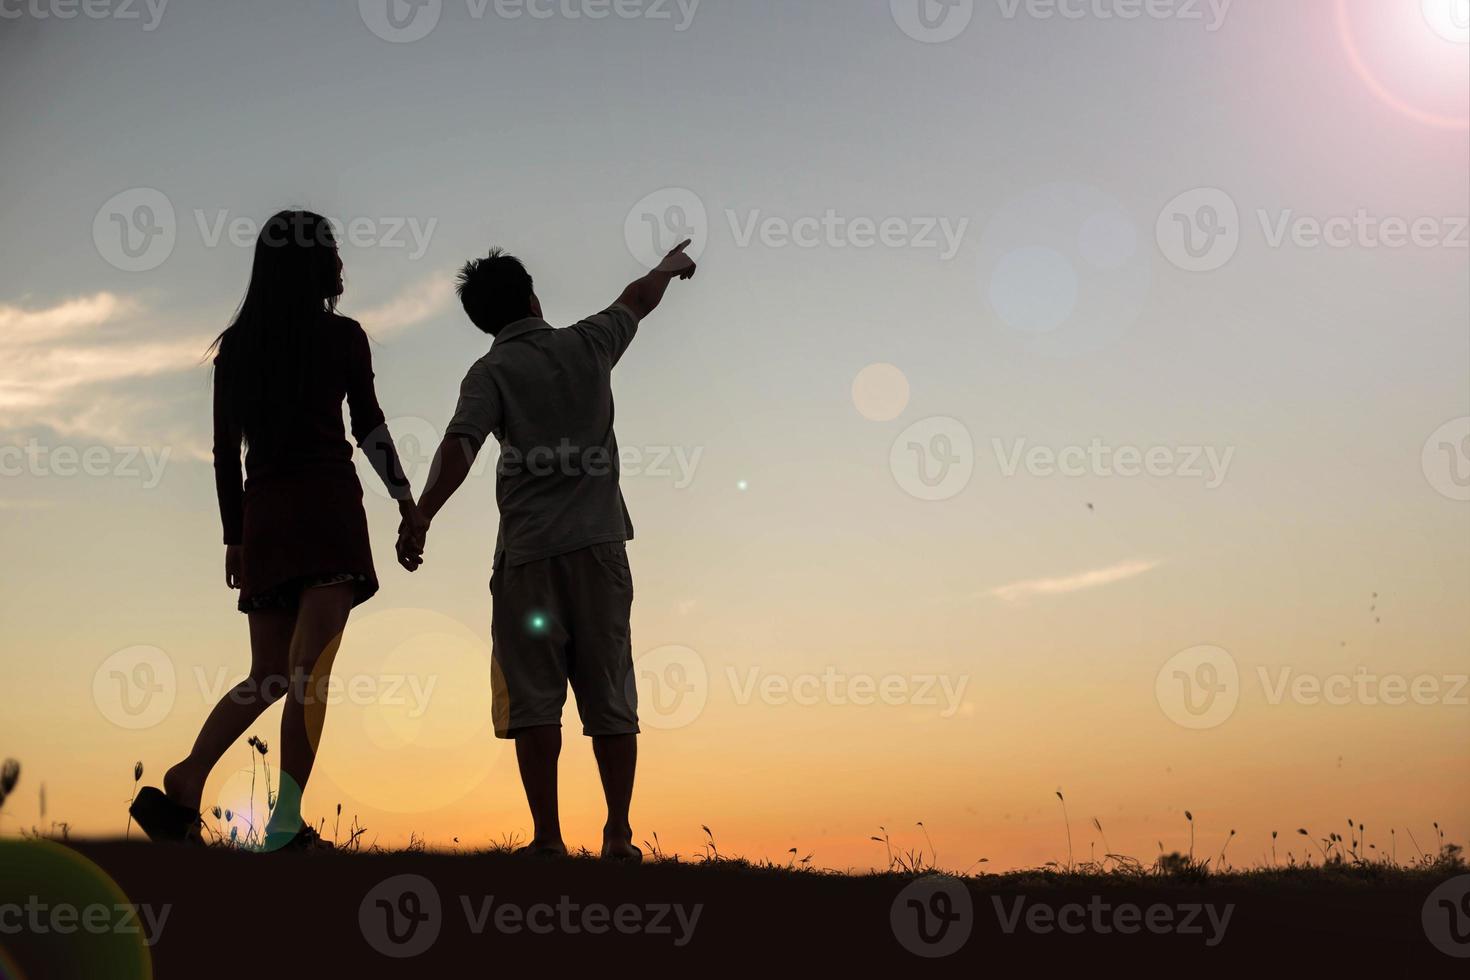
[
  {"xmin": 0, "ymin": 292, "xmax": 137, "ymax": 345},
  {"xmin": 0, "ymin": 292, "xmax": 206, "ymax": 440},
  {"xmin": 0, "ymin": 281, "xmax": 453, "ymax": 457},
  {"xmin": 3, "ymin": 339, "xmax": 204, "ymax": 406},
  {"xmin": 353, "ymin": 271, "xmax": 455, "ymax": 337},
  {"xmin": 988, "ymin": 559, "xmax": 1161, "ymax": 604}
]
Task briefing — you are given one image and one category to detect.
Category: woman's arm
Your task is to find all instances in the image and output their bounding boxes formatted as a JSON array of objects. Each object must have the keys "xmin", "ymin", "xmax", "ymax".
[
  {"xmin": 345, "ymin": 321, "xmax": 414, "ymax": 506},
  {"xmin": 212, "ymin": 362, "xmax": 245, "ymax": 588}
]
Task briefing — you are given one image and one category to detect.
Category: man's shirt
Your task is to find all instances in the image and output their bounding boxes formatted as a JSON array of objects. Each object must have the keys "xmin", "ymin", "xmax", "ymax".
[{"xmin": 446, "ymin": 304, "xmax": 639, "ymax": 566}]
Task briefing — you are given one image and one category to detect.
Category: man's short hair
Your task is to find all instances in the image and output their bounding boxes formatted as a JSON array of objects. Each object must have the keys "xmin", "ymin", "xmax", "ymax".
[{"xmin": 456, "ymin": 248, "xmax": 534, "ymax": 335}]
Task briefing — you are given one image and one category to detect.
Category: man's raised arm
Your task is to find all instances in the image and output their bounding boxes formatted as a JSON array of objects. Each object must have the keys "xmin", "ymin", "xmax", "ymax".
[{"xmin": 616, "ymin": 239, "xmax": 698, "ymax": 321}]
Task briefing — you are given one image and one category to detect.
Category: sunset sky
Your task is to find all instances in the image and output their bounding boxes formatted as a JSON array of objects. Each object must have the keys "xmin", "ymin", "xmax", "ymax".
[{"xmin": 0, "ymin": 0, "xmax": 1466, "ymax": 871}]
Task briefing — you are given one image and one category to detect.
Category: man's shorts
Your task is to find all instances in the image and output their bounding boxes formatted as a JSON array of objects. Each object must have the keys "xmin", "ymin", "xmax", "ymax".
[{"xmin": 489, "ymin": 541, "xmax": 640, "ymax": 739}]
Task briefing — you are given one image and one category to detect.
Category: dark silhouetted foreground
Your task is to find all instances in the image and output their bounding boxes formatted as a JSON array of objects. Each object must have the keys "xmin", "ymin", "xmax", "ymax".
[{"xmin": 1, "ymin": 838, "xmax": 1463, "ymax": 976}]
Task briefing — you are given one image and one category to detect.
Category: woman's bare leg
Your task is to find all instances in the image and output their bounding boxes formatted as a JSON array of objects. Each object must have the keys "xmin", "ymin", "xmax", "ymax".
[
  {"xmin": 163, "ymin": 608, "xmax": 295, "ymax": 814},
  {"xmin": 267, "ymin": 583, "xmax": 354, "ymax": 838}
]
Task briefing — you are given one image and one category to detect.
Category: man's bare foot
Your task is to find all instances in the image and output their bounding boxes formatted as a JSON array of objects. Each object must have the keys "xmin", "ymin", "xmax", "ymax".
[
  {"xmin": 514, "ymin": 839, "xmax": 568, "ymax": 859},
  {"xmin": 601, "ymin": 824, "xmax": 642, "ymax": 863},
  {"xmin": 601, "ymin": 840, "xmax": 643, "ymax": 862}
]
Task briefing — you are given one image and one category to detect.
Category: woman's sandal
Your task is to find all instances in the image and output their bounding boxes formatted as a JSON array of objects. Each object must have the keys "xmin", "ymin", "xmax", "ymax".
[{"xmin": 129, "ymin": 786, "xmax": 202, "ymax": 844}]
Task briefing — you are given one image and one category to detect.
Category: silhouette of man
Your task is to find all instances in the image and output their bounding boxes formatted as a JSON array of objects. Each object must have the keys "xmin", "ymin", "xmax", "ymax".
[{"xmin": 399, "ymin": 239, "xmax": 697, "ymax": 860}]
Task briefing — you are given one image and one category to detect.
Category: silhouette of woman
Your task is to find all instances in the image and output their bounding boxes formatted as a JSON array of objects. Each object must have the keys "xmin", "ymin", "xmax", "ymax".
[{"xmin": 131, "ymin": 210, "xmax": 427, "ymax": 849}]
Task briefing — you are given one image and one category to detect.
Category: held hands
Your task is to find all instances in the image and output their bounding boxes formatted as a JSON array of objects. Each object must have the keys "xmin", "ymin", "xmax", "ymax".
[
  {"xmin": 396, "ymin": 500, "xmax": 430, "ymax": 573},
  {"xmin": 654, "ymin": 239, "xmax": 698, "ymax": 281}
]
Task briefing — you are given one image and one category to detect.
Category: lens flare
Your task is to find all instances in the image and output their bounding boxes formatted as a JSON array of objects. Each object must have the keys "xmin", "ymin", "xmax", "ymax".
[
  {"xmin": 1422, "ymin": 0, "xmax": 1470, "ymax": 44},
  {"xmin": 1337, "ymin": 0, "xmax": 1470, "ymax": 130},
  {"xmin": 0, "ymin": 840, "xmax": 150, "ymax": 980}
]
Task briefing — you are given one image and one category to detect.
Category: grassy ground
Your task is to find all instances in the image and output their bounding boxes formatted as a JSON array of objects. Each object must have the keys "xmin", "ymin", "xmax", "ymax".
[
  {"xmin": 2, "ymin": 762, "xmax": 1464, "ymax": 973},
  {"xmin": 1, "ymin": 835, "xmax": 1464, "ymax": 977}
]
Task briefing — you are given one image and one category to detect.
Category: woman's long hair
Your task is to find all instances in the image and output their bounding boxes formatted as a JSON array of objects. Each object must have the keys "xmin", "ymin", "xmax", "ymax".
[{"xmin": 208, "ymin": 210, "xmax": 342, "ymax": 442}]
